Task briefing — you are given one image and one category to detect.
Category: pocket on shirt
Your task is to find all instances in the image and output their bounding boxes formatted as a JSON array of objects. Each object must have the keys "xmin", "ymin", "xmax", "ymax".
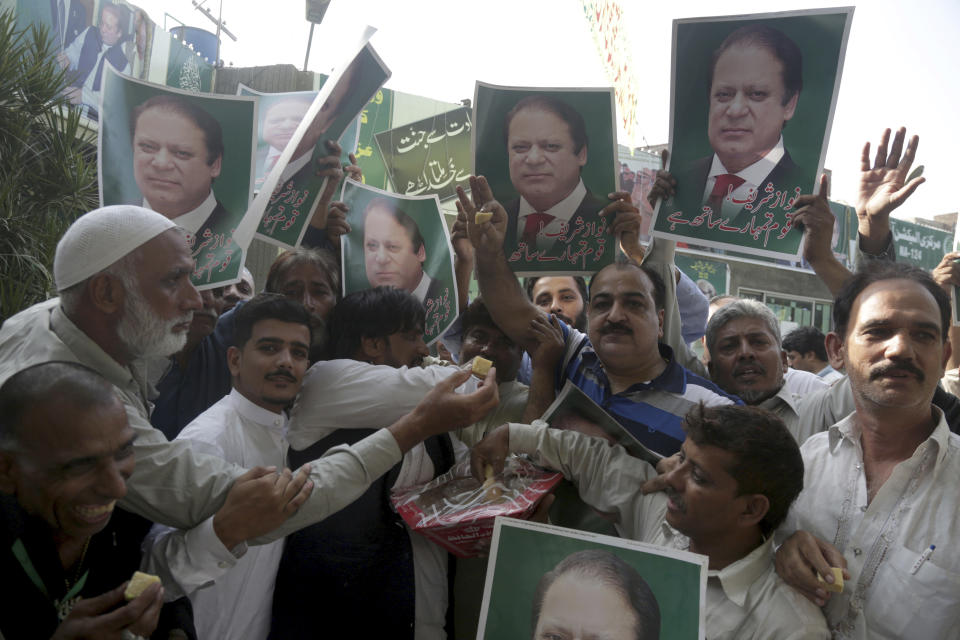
[{"xmin": 862, "ymin": 544, "xmax": 960, "ymax": 638}]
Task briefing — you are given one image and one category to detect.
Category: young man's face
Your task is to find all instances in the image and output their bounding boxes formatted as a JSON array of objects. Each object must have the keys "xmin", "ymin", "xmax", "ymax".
[
  {"xmin": 784, "ymin": 349, "xmax": 820, "ymax": 374},
  {"xmin": 707, "ymin": 316, "xmax": 786, "ymax": 404},
  {"xmin": 2, "ymin": 398, "xmax": 135, "ymax": 542},
  {"xmin": 531, "ymin": 276, "xmax": 586, "ymax": 330},
  {"xmin": 133, "ymin": 107, "xmax": 221, "ymax": 218},
  {"xmin": 586, "ymin": 266, "xmax": 663, "ymax": 376},
  {"xmin": 460, "ymin": 322, "xmax": 523, "ymax": 383},
  {"xmin": 228, "ymin": 318, "xmax": 311, "ymax": 412},
  {"xmin": 707, "ymin": 44, "xmax": 798, "ymax": 173},
  {"xmin": 370, "ymin": 327, "xmax": 428, "ymax": 369},
  {"xmin": 363, "ymin": 207, "xmax": 425, "ymax": 293},
  {"xmin": 832, "ymin": 279, "xmax": 949, "ymax": 411},
  {"xmin": 507, "ymin": 107, "xmax": 587, "ymax": 212}
]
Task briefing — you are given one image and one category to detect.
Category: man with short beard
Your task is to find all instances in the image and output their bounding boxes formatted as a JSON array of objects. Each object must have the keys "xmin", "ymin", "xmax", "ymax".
[{"xmin": 0, "ymin": 205, "xmax": 501, "ymax": 548}]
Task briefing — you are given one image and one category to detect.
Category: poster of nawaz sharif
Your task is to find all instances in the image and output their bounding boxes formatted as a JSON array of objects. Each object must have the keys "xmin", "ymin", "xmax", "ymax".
[
  {"xmin": 652, "ymin": 7, "xmax": 854, "ymax": 260},
  {"xmin": 478, "ymin": 518, "xmax": 707, "ymax": 640},
  {"xmin": 339, "ymin": 180, "xmax": 458, "ymax": 345},
  {"xmin": 254, "ymin": 32, "xmax": 390, "ymax": 249},
  {"xmin": 473, "ymin": 83, "xmax": 619, "ymax": 276},
  {"xmin": 98, "ymin": 66, "xmax": 257, "ymax": 289}
]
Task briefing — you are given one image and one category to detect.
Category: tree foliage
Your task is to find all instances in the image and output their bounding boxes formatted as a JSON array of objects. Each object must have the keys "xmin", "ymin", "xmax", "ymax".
[{"xmin": 0, "ymin": 10, "xmax": 98, "ymax": 323}]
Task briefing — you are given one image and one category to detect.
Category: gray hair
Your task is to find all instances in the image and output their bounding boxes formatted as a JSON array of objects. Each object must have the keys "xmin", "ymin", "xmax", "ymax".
[
  {"xmin": 705, "ymin": 299, "xmax": 781, "ymax": 356},
  {"xmin": 59, "ymin": 251, "xmax": 141, "ymax": 316}
]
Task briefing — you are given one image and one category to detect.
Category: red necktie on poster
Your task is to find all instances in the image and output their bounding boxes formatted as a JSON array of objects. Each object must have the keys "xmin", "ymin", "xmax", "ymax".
[
  {"xmin": 707, "ymin": 174, "xmax": 745, "ymax": 214},
  {"xmin": 522, "ymin": 213, "xmax": 555, "ymax": 246}
]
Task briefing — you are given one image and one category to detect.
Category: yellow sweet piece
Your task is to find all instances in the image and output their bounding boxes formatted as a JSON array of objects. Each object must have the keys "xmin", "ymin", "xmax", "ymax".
[
  {"xmin": 817, "ymin": 567, "xmax": 844, "ymax": 593},
  {"xmin": 471, "ymin": 356, "xmax": 492, "ymax": 378},
  {"xmin": 474, "ymin": 211, "xmax": 493, "ymax": 224},
  {"xmin": 124, "ymin": 571, "xmax": 161, "ymax": 600}
]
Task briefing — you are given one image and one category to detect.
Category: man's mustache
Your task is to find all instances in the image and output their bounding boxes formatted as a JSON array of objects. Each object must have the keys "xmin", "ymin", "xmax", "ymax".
[
  {"xmin": 599, "ymin": 322, "xmax": 632, "ymax": 336},
  {"xmin": 265, "ymin": 369, "xmax": 297, "ymax": 383},
  {"xmin": 869, "ymin": 361, "xmax": 925, "ymax": 382}
]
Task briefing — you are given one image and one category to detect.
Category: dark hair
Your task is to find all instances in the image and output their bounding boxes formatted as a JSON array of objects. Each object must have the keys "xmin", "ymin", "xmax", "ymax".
[
  {"xmin": 782, "ymin": 326, "xmax": 828, "ymax": 361},
  {"xmin": 592, "ymin": 260, "xmax": 666, "ymax": 311},
  {"xmin": 684, "ymin": 404, "xmax": 803, "ymax": 536},
  {"xmin": 524, "ymin": 276, "xmax": 590, "ymax": 305},
  {"xmin": 328, "ymin": 287, "xmax": 425, "ymax": 359},
  {"xmin": 531, "ymin": 549, "xmax": 660, "ymax": 640},
  {"xmin": 459, "ymin": 297, "xmax": 501, "ymax": 337},
  {"xmin": 265, "ymin": 247, "xmax": 341, "ymax": 298},
  {"xmin": 232, "ymin": 293, "xmax": 313, "ymax": 349},
  {"xmin": 0, "ymin": 362, "xmax": 119, "ymax": 450},
  {"xmin": 833, "ymin": 262, "xmax": 951, "ymax": 342},
  {"xmin": 709, "ymin": 24, "xmax": 803, "ymax": 107},
  {"xmin": 363, "ymin": 198, "xmax": 425, "ymax": 254},
  {"xmin": 504, "ymin": 95, "xmax": 588, "ymax": 155},
  {"xmin": 130, "ymin": 94, "xmax": 224, "ymax": 165}
]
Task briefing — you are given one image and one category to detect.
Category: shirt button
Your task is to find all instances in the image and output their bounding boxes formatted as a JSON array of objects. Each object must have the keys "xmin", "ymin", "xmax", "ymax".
[
  {"xmin": 853, "ymin": 548, "xmax": 862, "ymax": 556},
  {"xmin": 217, "ymin": 561, "xmax": 230, "ymax": 568}
]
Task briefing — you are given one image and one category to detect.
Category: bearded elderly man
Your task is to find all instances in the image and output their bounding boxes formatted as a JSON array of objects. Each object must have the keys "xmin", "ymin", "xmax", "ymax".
[{"xmin": 0, "ymin": 205, "xmax": 499, "ymax": 544}]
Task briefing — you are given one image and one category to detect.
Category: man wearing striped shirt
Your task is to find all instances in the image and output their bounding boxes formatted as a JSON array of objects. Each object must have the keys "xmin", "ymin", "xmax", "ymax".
[{"xmin": 463, "ymin": 176, "xmax": 738, "ymax": 458}]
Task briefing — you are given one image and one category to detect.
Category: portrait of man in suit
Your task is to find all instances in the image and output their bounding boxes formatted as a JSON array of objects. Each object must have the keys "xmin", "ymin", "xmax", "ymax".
[
  {"xmin": 362, "ymin": 198, "xmax": 441, "ymax": 304},
  {"xmin": 501, "ymin": 95, "xmax": 608, "ymax": 254},
  {"xmin": 676, "ymin": 24, "xmax": 805, "ymax": 223},
  {"xmin": 129, "ymin": 94, "xmax": 234, "ymax": 246}
]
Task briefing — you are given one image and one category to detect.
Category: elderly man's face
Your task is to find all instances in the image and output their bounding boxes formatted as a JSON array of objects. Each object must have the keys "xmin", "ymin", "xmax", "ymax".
[
  {"xmin": 2, "ymin": 397, "xmax": 135, "ymax": 542},
  {"xmin": 833, "ymin": 279, "xmax": 949, "ymax": 411},
  {"xmin": 707, "ymin": 44, "xmax": 798, "ymax": 173},
  {"xmin": 117, "ymin": 229, "xmax": 202, "ymax": 359},
  {"xmin": 185, "ymin": 288, "xmax": 221, "ymax": 348},
  {"xmin": 228, "ymin": 318, "xmax": 311, "ymax": 411},
  {"xmin": 586, "ymin": 266, "xmax": 663, "ymax": 377},
  {"xmin": 264, "ymin": 100, "xmax": 310, "ymax": 152},
  {"xmin": 707, "ymin": 316, "xmax": 786, "ymax": 404},
  {"xmin": 133, "ymin": 107, "xmax": 221, "ymax": 218},
  {"xmin": 531, "ymin": 276, "xmax": 586, "ymax": 330},
  {"xmin": 99, "ymin": 9, "xmax": 122, "ymax": 47},
  {"xmin": 508, "ymin": 107, "xmax": 586, "ymax": 212},
  {"xmin": 364, "ymin": 207, "xmax": 425, "ymax": 293},
  {"xmin": 534, "ymin": 574, "xmax": 640, "ymax": 640}
]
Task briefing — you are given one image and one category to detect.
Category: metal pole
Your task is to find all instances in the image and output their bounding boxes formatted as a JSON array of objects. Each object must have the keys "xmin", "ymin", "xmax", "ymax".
[
  {"xmin": 215, "ymin": 0, "xmax": 223, "ymax": 66},
  {"xmin": 303, "ymin": 22, "xmax": 315, "ymax": 72}
]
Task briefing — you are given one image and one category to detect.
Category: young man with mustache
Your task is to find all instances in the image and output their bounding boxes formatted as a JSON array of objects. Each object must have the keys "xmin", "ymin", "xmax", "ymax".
[{"xmin": 144, "ymin": 293, "xmax": 316, "ymax": 640}]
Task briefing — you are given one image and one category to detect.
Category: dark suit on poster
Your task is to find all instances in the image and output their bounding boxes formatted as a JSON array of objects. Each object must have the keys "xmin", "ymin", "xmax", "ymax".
[
  {"xmin": 49, "ymin": 0, "xmax": 87, "ymax": 50},
  {"xmin": 503, "ymin": 189, "xmax": 608, "ymax": 258},
  {"xmin": 672, "ymin": 150, "xmax": 807, "ymax": 225}
]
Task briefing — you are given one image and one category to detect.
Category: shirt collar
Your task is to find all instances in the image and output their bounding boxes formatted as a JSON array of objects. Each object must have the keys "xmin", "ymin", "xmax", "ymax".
[
  {"xmin": 581, "ymin": 343, "xmax": 686, "ymax": 394},
  {"xmin": 709, "ymin": 137, "xmax": 786, "ymax": 186},
  {"xmin": 228, "ymin": 388, "xmax": 287, "ymax": 432},
  {"xmin": 759, "ymin": 379, "xmax": 798, "ymax": 416},
  {"xmin": 517, "ymin": 179, "xmax": 587, "ymax": 223},
  {"xmin": 144, "ymin": 190, "xmax": 216, "ymax": 234},
  {"xmin": 829, "ymin": 406, "xmax": 951, "ymax": 468},
  {"xmin": 411, "ymin": 272, "xmax": 430, "ymax": 301},
  {"xmin": 707, "ymin": 537, "xmax": 775, "ymax": 608}
]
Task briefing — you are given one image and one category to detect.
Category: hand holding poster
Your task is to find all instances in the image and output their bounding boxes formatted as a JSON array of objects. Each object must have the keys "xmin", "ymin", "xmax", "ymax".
[
  {"xmin": 339, "ymin": 180, "xmax": 458, "ymax": 344},
  {"xmin": 653, "ymin": 8, "xmax": 854, "ymax": 260},
  {"xmin": 98, "ymin": 66, "xmax": 257, "ymax": 289},
  {"xmin": 473, "ymin": 83, "xmax": 619, "ymax": 276},
  {"xmin": 254, "ymin": 34, "xmax": 391, "ymax": 249},
  {"xmin": 478, "ymin": 518, "xmax": 706, "ymax": 639}
]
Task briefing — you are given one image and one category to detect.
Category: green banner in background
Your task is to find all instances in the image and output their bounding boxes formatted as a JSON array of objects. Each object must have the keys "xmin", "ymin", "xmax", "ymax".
[
  {"xmin": 355, "ymin": 88, "xmax": 394, "ymax": 190},
  {"xmin": 890, "ymin": 218, "xmax": 952, "ymax": 271},
  {"xmin": 675, "ymin": 253, "xmax": 728, "ymax": 296}
]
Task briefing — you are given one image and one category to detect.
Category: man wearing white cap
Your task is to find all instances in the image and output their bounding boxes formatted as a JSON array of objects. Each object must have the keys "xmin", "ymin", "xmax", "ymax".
[{"xmin": 0, "ymin": 205, "xmax": 499, "ymax": 543}]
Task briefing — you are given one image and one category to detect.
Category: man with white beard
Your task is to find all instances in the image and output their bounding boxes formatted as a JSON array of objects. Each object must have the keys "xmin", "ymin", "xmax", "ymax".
[{"xmin": 0, "ymin": 205, "xmax": 500, "ymax": 544}]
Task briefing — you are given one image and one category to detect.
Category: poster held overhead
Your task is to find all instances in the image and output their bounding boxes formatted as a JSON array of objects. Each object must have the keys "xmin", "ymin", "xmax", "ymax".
[
  {"xmin": 653, "ymin": 7, "xmax": 854, "ymax": 260},
  {"xmin": 98, "ymin": 65, "xmax": 257, "ymax": 289},
  {"xmin": 473, "ymin": 82, "xmax": 619, "ymax": 276},
  {"xmin": 339, "ymin": 179, "xmax": 458, "ymax": 345}
]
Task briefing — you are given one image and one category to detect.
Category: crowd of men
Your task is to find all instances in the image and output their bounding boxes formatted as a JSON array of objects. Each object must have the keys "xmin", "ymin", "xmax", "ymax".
[{"xmin": 2, "ymin": 26, "xmax": 959, "ymax": 637}]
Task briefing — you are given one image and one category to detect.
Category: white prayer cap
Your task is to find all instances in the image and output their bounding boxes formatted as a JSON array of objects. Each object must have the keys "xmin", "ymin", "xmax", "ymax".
[{"xmin": 54, "ymin": 205, "xmax": 177, "ymax": 291}]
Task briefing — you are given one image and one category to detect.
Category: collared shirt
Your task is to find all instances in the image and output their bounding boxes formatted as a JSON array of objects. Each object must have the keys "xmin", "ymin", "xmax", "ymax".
[
  {"xmin": 558, "ymin": 325, "xmax": 739, "ymax": 457},
  {"xmin": 516, "ymin": 179, "xmax": 588, "ymax": 250},
  {"xmin": 817, "ymin": 364, "xmax": 844, "ymax": 384},
  {"xmin": 62, "ymin": 26, "xmax": 131, "ymax": 113},
  {"xmin": 0, "ymin": 299, "xmax": 403, "ymax": 539},
  {"xmin": 278, "ymin": 148, "xmax": 312, "ymax": 184},
  {"xmin": 144, "ymin": 190, "xmax": 216, "ymax": 236},
  {"xmin": 780, "ymin": 408, "xmax": 960, "ymax": 639},
  {"xmin": 508, "ymin": 423, "xmax": 830, "ymax": 640},
  {"xmin": 703, "ymin": 137, "xmax": 786, "ymax": 215},
  {"xmin": 144, "ymin": 390, "xmax": 288, "ymax": 640},
  {"xmin": 758, "ymin": 368, "xmax": 838, "ymax": 444},
  {"xmin": 411, "ymin": 271, "xmax": 432, "ymax": 303}
]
